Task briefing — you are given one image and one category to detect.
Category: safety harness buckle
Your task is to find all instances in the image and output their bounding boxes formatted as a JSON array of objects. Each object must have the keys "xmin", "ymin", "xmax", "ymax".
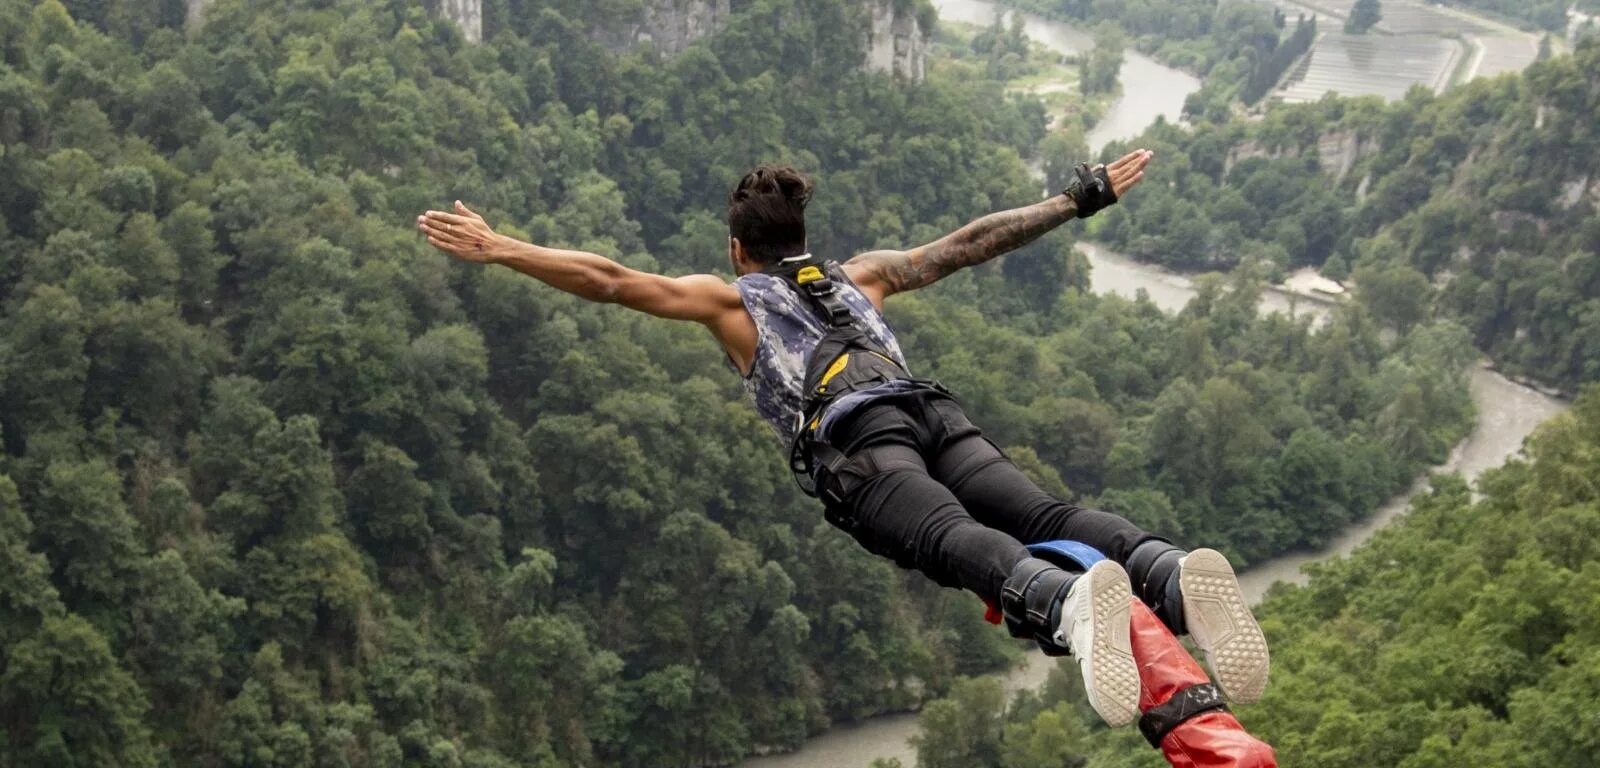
[{"xmin": 764, "ymin": 254, "xmax": 924, "ymax": 505}]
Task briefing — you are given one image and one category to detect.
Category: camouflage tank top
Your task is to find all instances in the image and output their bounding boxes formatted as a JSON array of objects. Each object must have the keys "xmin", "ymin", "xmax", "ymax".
[{"xmin": 731, "ymin": 260, "xmax": 909, "ymax": 443}]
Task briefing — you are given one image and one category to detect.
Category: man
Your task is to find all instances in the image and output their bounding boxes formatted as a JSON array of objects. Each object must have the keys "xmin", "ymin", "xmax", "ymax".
[{"xmin": 417, "ymin": 149, "xmax": 1269, "ymax": 727}]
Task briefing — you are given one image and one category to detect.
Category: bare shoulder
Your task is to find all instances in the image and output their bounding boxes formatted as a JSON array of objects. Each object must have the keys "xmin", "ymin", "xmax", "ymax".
[{"xmin": 843, "ymin": 249, "xmax": 918, "ymax": 306}]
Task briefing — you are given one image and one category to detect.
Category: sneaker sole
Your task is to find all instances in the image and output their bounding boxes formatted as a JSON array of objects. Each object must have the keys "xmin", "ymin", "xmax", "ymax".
[
  {"xmin": 1074, "ymin": 561, "xmax": 1140, "ymax": 727},
  {"xmin": 1181, "ymin": 548, "xmax": 1270, "ymax": 703}
]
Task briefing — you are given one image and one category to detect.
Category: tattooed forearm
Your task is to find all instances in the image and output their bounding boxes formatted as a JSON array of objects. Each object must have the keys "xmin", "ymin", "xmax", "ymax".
[{"xmin": 849, "ymin": 195, "xmax": 1079, "ymax": 295}]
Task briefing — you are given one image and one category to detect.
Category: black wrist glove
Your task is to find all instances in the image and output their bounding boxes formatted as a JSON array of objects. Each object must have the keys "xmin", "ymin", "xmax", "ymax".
[{"xmin": 1063, "ymin": 162, "xmax": 1117, "ymax": 218}]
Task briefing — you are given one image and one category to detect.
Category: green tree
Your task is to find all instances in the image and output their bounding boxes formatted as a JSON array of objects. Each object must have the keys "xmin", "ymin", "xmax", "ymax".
[
  {"xmin": 914, "ymin": 677, "xmax": 1008, "ymax": 768},
  {"xmin": 0, "ymin": 475, "xmax": 62, "ymax": 644},
  {"xmin": 1, "ymin": 614, "xmax": 159, "ymax": 767},
  {"xmin": 1000, "ymin": 703, "xmax": 1090, "ymax": 768},
  {"xmin": 32, "ymin": 458, "xmax": 144, "ymax": 604},
  {"xmin": 128, "ymin": 550, "xmax": 240, "ymax": 707},
  {"xmin": 1354, "ymin": 264, "xmax": 1432, "ymax": 333},
  {"xmin": 1346, "ymin": 0, "xmax": 1381, "ymax": 33},
  {"xmin": 1080, "ymin": 23, "xmax": 1126, "ymax": 95}
]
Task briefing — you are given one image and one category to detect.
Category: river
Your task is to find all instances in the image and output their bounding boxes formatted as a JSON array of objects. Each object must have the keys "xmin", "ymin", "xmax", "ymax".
[
  {"xmin": 739, "ymin": 3, "xmax": 1567, "ymax": 765},
  {"xmin": 928, "ymin": 0, "xmax": 1202, "ymax": 153},
  {"xmin": 1084, "ymin": 240, "xmax": 1571, "ymax": 605}
]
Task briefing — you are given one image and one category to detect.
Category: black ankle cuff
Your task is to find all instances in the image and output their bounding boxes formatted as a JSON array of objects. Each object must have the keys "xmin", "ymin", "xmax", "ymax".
[
  {"xmin": 1000, "ymin": 558, "xmax": 1078, "ymax": 654},
  {"xmin": 1127, "ymin": 540, "xmax": 1186, "ymax": 633}
]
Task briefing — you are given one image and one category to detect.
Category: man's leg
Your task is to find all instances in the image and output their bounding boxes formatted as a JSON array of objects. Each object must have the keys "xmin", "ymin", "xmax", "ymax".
[
  {"xmin": 824, "ymin": 402, "xmax": 1037, "ymax": 603},
  {"xmin": 824, "ymin": 401, "xmax": 1142, "ymax": 725},
  {"xmin": 923, "ymin": 406, "xmax": 1161, "ymax": 569},
  {"xmin": 930, "ymin": 433, "xmax": 1187, "ymax": 627},
  {"xmin": 924, "ymin": 397, "xmax": 1270, "ymax": 703}
]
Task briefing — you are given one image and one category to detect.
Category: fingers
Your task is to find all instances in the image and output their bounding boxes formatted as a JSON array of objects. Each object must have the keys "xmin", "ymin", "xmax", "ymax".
[
  {"xmin": 1108, "ymin": 150, "xmax": 1141, "ymax": 172},
  {"xmin": 419, "ymin": 207, "xmax": 489, "ymax": 239},
  {"xmin": 423, "ymin": 210, "xmax": 474, "ymax": 226},
  {"xmin": 1107, "ymin": 150, "xmax": 1153, "ymax": 190},
  {"xmin": 1109, "ymin": 148, "xmax": 1153, "ymax": 174},
  {"xmin": 454, "ymin": 200, "xmax": 483, "ymax": 221},
  {"xmin": 416, "ymin": 214, "xmax": 477, "ymax": 255},
  {"xmin": 1114, "ymin": 170, "xmax": 1145, "ymax": 196},
  {"xmin": 1108, "ymin": 148, "xmax": 1149, "ymax": 172},
  {"xmin": 423, "ymin": 227, "xmax": 466, "ymax": 250},
  {"xmin": 417, "ymin": 216, "xmax": 462, "ymax": 241}
]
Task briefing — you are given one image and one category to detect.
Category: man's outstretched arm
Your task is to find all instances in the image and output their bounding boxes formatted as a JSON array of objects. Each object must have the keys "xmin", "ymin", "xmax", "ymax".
[
  {"xmin": 846, "ymin": 149, "xmax": 1152, "ymax": 304},
  {"xmin": 417, "ymin": 201, "xmax": 739, "ymax": 323}
]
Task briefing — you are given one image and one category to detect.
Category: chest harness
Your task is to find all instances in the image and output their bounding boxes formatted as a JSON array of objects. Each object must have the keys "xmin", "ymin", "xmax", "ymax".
[{"xmin": 760, "ymin": 255, "xmax": 930, "ymax": 503}]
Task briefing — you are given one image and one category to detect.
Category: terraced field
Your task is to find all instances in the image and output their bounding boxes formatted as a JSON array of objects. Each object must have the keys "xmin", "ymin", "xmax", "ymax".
[
  {"xmin": 1278, "ymin": 32, "xmax": 1460, "ymax": 103},
  {"xmin": 1248, "ymin": 0, "xmax": 1542, "ymax": 103}
]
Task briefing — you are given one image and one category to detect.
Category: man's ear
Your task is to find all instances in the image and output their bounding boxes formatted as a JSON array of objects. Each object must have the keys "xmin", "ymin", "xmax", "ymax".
[{"xmin": 729, "ymin": 237, "xmax": 751, "ymax": 271}]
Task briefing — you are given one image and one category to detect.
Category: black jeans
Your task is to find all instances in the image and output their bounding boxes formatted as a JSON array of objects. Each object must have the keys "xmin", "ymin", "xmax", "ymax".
[{"xmin": 820, "ymin": 389, "xmax": 1158, "ymax": 605}]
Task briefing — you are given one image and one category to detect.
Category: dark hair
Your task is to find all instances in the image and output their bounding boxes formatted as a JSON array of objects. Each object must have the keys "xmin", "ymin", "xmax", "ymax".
[{"xmin": 728, "ymin": 164, "xmax": 813, "ymax": 265}]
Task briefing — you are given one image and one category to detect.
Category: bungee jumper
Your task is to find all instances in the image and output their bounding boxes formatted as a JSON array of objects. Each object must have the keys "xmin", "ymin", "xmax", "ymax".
[{"xmin": 417, "ymin": 148, "xmax": 1270, "ymax": 731}]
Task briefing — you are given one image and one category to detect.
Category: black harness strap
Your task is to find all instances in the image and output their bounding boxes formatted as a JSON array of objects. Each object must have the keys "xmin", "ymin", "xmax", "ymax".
[
  {"xmin": 763, "ymin": 255, "xmax": 854, "ymax": 328},
  {"xmin": 1138, "ymin": 683, "xmax": 1230, "ymax": 749},
  {"xmin": 762, "ymin": 254, "xmax": 913, "ymax": 499}
]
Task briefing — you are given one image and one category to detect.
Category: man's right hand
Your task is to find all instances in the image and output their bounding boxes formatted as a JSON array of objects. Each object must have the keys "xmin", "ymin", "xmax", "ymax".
[
  {"xmin": 1105, "ymin": 149, "xmax": 1153, "ymax": 199},
  {"xmin": 1068, "ymin": 149, "xmax": 1153, "ymax": 218},
  {"xmin": 417, "ymin": 201, "xmax": 504, "ymax": 264}
]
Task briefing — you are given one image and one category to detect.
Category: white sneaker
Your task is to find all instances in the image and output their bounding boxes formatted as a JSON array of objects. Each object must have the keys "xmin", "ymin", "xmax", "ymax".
[
  {"xmin": 1180, "ymin": 548, "xmax": 1270, "ymax": 703},
  {"xmin": 1053, "ymin": 560, "xmax": 1140, "ymax": 727}
]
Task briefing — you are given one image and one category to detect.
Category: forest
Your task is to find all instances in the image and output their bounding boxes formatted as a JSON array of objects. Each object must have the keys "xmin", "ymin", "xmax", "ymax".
[
  {"xmin": 1092, "ymin": 39, "xmax": 1600, "ymax": 392},
  {"xmin": 0, "ymin": 0, "xmax": 1560, "ymax": 766},
  {"xmin": 897, "ymin": 386, "xmax": 1600, "ymax": 768}
]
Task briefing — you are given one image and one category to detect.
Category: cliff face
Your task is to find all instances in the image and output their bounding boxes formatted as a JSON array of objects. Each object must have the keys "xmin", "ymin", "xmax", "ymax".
[
  {"xmin": 186, "ymin": 0, "xmax": 481, "ymax": 42},
  {"xmin": 599, "ymin": 0, "xmax": 929, "ymax": 81},
  {"xmin": 863, "ymin": 0, "xmax": 928, "ymax": 81},
  {"xmin": 600, "ymin": 0, "xmax": 734, "ymax": 58},
  {"xmin": 185, "ymin": 0, "xmax": 210, "ymax": 30},
  {"xmin": 1223, "ymin": 130, "xmax": 1378, "ymax": 181},
  {"xmin": 437, "ymin": 0, "xmax": 483, "ymax": 44},
  {"xmin": 185, "ymin": 0, "xmax": 924, "ymax": 79}
]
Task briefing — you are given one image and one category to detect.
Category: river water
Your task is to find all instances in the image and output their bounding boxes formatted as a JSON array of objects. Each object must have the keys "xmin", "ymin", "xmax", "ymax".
[
  {"xmin": 1084, "ymin": 241, "xmax": 1570, "ymax": 605},
  {"xmin": 740, "ymin": 4, "xmax": 1567, "ymax": 766},
  {"xmin": 928, "ymin": 0, "xmax": 1201, "ymax": 153}
]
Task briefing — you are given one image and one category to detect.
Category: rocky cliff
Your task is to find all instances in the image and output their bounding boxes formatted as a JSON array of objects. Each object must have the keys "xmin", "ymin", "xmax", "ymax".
[
  {"xmin": 185, "ymin": 0, "xmax": 480, "ymax": 42},
  {"xmin": 184, "ymin": 0, "xmax": 924, "ymax": 79},
  {"xmin": 1223, "ymin": 130, "xmax": 1378, "ymax": 182},
  {"xmin": 598, "ymin": 0, "xmax": 929, "ymax": 81},
  {"xmin": 863, "ymin": 0, "xmax": 929, "ymax": 81},
  {"xmin": 185, "ymin": 0, "xmax": 210, "ymax": 30},
  {"xmin": 598, "ymin": 0, "xmax": 734, "ymax": 58},
  {"xmin": 437, "ymin": 0, "xmax": 483, "ymax": 44}
]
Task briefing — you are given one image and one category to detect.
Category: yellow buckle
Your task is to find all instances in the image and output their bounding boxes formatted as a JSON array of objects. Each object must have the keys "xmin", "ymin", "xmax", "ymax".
[
  {"xmin": 796, "ymin": 266, "xmax": 824, "ymax": 284},
  {"xmin": 817, "ymin": 354, "xmax": 850, "ymax": 392}
]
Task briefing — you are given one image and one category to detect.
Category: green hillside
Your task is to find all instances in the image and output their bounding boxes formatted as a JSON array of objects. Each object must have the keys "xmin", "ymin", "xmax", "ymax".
[
  {"xmin": 1094, "ymin": 39, "xmax": 1600, "ymax": 392},
  {"xmin": 0, "ymin": 1, "xmax": 1483, "ymax": 765},
  {"xmin": 1244, "ymin": 386, "xmax": 1600, "ymax": 765},
  {"xmin": 899, "ymin": 387, "xmax": 1600, "ymax": 768}
]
